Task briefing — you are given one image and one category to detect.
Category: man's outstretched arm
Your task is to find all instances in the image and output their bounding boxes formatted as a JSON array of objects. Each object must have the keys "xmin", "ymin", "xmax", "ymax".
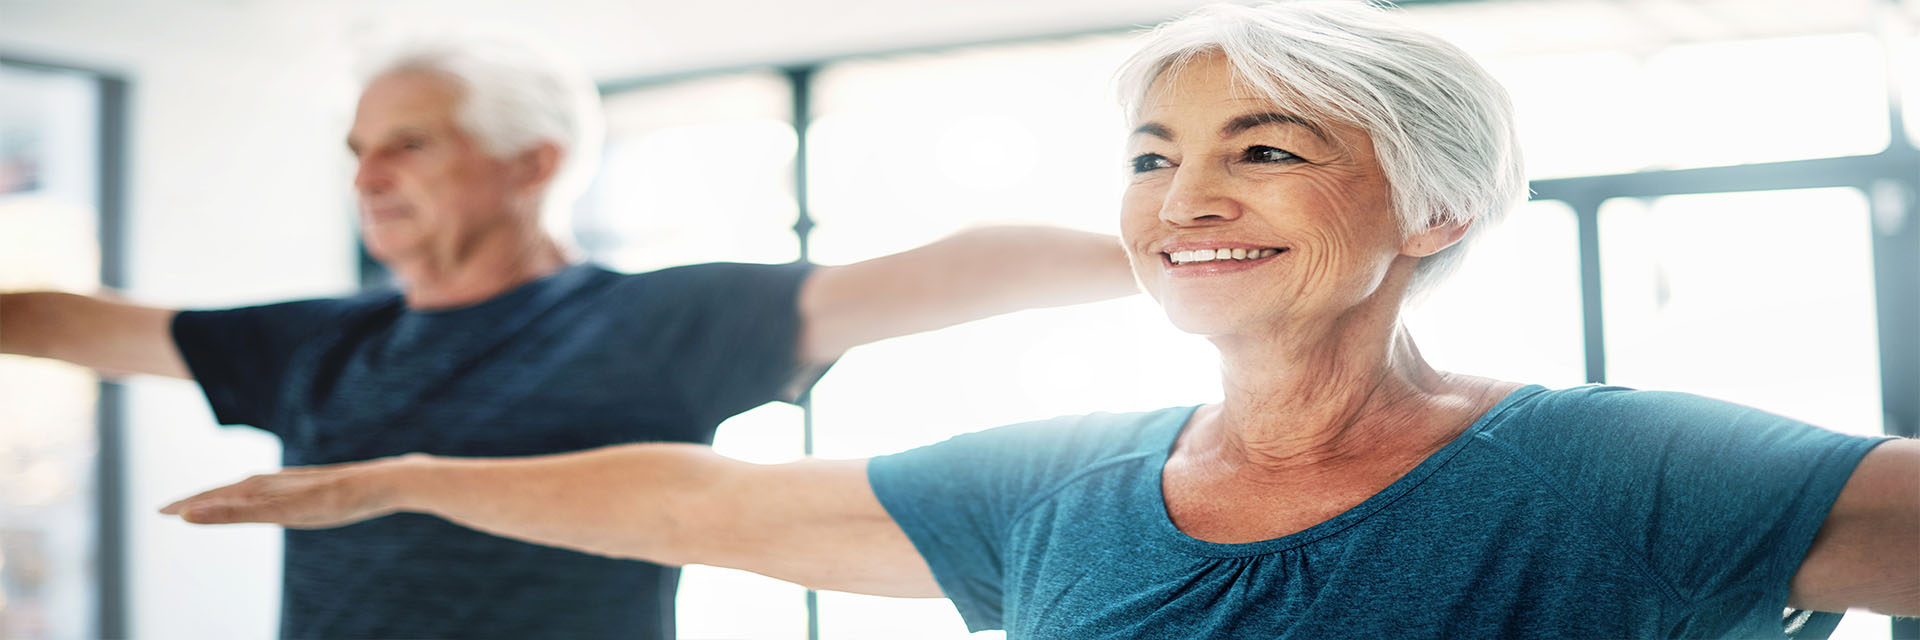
[
  {"xmin": 0, "ymin": 291, "xmax": 190, "ymax": 379},
  {"xmin": 160, "ymin": 443, "xmax": 942, "ymax": 597},
  {"xmin": 797, "ymin": 225, "xmax": 1135, "ymax": 364}
]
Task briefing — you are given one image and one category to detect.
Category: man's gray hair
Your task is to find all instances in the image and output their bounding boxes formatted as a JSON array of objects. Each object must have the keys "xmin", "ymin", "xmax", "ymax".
[
  {"xmin": 1116, "ymin": 0, "xmax": 1526, "ymax": 298},
  {"xmin": 365, "ymin": 33, "xmax": 605, "ymax": 239}
]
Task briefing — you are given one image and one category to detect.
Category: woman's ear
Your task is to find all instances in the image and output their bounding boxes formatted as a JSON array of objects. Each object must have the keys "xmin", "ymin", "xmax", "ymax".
[{"xmin": 1401, "ymin": 219, "xmax": 1471, "ymax": 258}]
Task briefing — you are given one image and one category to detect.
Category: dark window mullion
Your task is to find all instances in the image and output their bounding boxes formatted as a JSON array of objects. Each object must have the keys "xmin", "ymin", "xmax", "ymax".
[
  {"xmin": 1569, "ymin": 196, "xmax": 1607, "ymax": 385},
  {"xmin": 785, "ymin": 62, "xmax": 823, "ymax": 640}
]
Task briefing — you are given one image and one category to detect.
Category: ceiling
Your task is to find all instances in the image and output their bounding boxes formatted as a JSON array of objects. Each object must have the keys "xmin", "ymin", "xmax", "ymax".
[{"xmin": 1, "ymin": 0, "xmax": 1910, "ymax": 86}]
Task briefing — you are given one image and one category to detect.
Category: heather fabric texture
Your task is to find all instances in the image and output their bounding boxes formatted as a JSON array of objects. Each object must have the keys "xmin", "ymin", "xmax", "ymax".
[
  {"xmin": 172, "ymin": 261, "xmax": 815, "ymax": 640},
  {"xmin": 869, "ymin": 385, "xmax": 1884, "ymax": 639}
]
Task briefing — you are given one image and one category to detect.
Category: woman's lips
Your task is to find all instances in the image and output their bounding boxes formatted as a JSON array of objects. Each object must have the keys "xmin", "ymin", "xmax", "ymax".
[{"xmin": 1160, "ymin": 247, "xmax": 1289, "ymax": 275}]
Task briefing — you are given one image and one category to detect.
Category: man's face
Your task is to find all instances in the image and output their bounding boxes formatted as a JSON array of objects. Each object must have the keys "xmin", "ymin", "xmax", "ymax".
[{"xmin": 347, "ymin": 71, "xmax": 526, "ymax": 266}]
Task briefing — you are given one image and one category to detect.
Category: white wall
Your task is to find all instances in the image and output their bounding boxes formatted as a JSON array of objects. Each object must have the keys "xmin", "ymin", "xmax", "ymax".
[{"xmin": 0, "ymin": 1, "xmax": 1207, "ymax": 637}]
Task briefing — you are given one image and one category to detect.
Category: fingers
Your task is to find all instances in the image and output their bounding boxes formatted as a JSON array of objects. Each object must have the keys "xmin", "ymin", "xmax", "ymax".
[
  {"xmin": 158, "ymin": 459, "xmax": 403, "ymax": 530},
  {"xmin": 158, "ymin": 478, "xmax": 283, "ymax": 524},
  {"xmin": 158, "ymin": 483, "xmax": 241, "ymax": 516},
  {"xmin": 175, "ymin": 502, "xmax": 243, "ymax": 525},
  {"xmin": 159, "ymin": 473, "xmax": 341, "ymax": 528}
]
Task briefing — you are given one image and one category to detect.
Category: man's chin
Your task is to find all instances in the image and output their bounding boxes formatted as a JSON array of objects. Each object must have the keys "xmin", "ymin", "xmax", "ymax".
[{"xmin": 360, "ymin": 232, "xmax": 424, "ymax": 266}]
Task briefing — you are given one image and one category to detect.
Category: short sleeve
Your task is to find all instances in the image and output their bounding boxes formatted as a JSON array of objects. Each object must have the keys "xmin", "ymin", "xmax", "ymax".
[
  {"xmin": 171, "ymin": 297, "xmax": 364, "ymax": 432},
  {"xmin": 1513, "ymin": 387, "xmax": 1887, "ymax": 635},
  {"xmin": 646, "ymin": 262, "xmax": 817, "ymax": 424},
  {"xmin": 867, "ymin": 410, "xmax": 1179, "ymax": 631}
]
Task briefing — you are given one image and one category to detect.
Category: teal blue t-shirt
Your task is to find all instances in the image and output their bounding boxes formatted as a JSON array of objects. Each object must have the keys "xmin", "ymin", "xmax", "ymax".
[{"xmin": 868, "ymin": 385, "xmax": 1885, "ymax": 639}]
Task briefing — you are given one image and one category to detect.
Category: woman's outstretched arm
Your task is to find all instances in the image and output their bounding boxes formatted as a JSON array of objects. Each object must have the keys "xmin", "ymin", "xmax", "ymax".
[{"xmin": 161, "ymin": 443, "xmax": 943, "ymax": 598}]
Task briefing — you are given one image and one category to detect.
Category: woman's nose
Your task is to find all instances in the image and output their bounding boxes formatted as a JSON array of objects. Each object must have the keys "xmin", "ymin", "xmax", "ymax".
[{"xmin": 1158, "ymin": 163, "xmax": 1242, "ymax": 227}]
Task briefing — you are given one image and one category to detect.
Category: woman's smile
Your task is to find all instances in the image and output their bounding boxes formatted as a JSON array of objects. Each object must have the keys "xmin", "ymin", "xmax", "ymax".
[{"xmin": 1159, "ymin": 244, "xmax": 1289, "ymax": 275}]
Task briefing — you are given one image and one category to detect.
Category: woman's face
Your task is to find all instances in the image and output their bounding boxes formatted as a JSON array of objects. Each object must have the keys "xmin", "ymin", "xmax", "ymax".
[{"xmin": 1120, "ymin": 53, "xmax": 1444, "ymax": 338}]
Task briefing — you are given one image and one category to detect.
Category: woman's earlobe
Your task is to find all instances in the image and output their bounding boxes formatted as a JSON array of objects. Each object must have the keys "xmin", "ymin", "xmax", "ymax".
[{"xmin": 1402, "ymin": 220, "xmax": 1471, "ymax": 258}]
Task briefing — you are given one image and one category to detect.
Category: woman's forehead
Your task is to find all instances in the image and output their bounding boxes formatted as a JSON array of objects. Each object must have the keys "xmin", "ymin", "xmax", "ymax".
[{"xmin": 1136, "ymin": 53, "xmax": 1337, "ymax": 130}]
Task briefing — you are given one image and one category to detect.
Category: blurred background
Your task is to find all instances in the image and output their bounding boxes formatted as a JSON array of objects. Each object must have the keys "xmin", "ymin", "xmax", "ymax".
[{"xmin": 1, "ymin": 0, "xmax": 1915, "ymax": 638}]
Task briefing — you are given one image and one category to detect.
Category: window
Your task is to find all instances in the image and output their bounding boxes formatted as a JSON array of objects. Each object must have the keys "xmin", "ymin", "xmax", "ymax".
[
  {"xmin": 1406, "ymin": 200, "xmax": 1586, "ymax": 387},
  {"xmin": 0, "ymin": 59, "xmax": 111, "ymax": 640},
  {"xmin": 1601, "ymin": 189, "xmax": 1884, "ymax": 436}
]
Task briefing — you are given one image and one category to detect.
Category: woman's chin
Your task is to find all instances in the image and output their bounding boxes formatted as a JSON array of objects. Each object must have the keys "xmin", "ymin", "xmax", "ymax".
[{"xmin": 1158, "ymin": 304, "xmax": 1255, "ymax": 338}]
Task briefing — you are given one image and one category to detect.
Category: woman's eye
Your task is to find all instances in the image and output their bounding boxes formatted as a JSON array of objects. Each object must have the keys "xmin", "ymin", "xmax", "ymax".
[
  {"xmin": 400, "ymin": 138, "xmax": 427, "ymax": 151},
  {"xmin": 1130, "ymin": 153, "xmax": 1173, "ymax": 173},
  {"xmin": 1244, "ymin": 146, "xmax": 1298, "ymax": 164}
]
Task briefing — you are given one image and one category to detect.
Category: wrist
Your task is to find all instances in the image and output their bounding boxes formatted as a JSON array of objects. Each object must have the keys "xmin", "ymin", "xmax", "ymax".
[{"xmin": 366, "ymin": 452, "xmax": 442, "ymax": 516}]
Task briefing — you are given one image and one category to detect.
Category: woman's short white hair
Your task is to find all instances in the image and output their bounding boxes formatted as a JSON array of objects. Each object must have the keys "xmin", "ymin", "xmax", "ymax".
[
  {"xmin": 363, "ymin": 33, "xmax": 605, "ymax": 239},
  {"xmin": 1117, "ymin": 0, "xmax": 1526, "ymax": 298}
]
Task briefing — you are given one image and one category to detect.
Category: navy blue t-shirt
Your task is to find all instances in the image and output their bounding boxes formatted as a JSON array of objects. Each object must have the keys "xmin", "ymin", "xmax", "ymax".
[
  {"xmin": 870, "ymin": 385, "xmax": 1886, "ymax": 639},
  {"xmin": 172, "ymin": 261, "xmax": 816, "ymax": 639}
]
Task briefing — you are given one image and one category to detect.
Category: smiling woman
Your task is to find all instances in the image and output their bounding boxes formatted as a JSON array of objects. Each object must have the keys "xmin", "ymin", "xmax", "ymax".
[{"xmin": 155, "ymin": 2, "xmax": 1918, "ymax": 638}]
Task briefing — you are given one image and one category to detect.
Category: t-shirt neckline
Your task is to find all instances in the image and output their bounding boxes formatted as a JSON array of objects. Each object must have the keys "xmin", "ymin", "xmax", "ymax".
[
  {"xmin": 1145, "ymin": 384, "xmax": 1550, "ymax": 558},
  {"xmin": 403, "ymin": 262, "xmax": 603, "ymax": 319}
]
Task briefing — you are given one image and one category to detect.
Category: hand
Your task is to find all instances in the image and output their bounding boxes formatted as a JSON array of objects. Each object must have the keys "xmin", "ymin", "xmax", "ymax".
[{"xmin": 160, "ymin": 455, "xmax": 422, "ymax": 529}]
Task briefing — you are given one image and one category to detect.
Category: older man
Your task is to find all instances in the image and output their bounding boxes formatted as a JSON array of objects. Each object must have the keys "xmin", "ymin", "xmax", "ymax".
[{"xmin": 0, "ymin": 37, "xmax": 1134, "ymax": 639}]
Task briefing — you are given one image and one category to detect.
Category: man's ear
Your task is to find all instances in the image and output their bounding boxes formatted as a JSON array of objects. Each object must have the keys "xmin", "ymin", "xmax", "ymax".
[
  {"xmin": 1401, "ymin": 219, "xmax": 1471, "ymax": 258},
  {"xmin": 512, "ymin": 142, "xmax": 563, "ymax": 193}
]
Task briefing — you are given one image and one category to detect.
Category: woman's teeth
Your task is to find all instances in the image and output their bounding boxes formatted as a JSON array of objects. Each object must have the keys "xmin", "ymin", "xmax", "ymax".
[{"xmin": 1167, "ymin": 248, "xmax": 1282, "ymax": 265}]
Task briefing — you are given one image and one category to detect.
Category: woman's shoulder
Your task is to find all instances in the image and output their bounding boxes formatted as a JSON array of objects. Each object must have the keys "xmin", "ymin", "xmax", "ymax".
[
  {"xmin": 937, "ymin": 405, "xmax": 1198, "ymax": 462},
  {"xmin": 868, "ymin": 406, "xmax": 1198, "ymax": 520},
  {"xmin": 1494, "ymin": 384, "xmax": 1799, "ymax": 431},
  {"xmin": 1476, "ymin": 383, "xmax": 1873, "ymax": 469}
]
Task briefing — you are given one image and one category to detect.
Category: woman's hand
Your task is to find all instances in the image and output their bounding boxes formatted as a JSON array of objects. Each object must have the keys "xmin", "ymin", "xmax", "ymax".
[{"xmin": 160, "ymin": 455, "xmax": 422, "ymax": 529}]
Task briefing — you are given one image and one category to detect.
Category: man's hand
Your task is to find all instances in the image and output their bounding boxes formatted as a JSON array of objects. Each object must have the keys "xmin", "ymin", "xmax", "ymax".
[{"xmin": 160, "ymin": 456, "xmax": 413, "ymax": 529}]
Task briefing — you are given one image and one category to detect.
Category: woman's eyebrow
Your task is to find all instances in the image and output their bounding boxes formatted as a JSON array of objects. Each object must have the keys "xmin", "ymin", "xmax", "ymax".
[
  {"xmin": 1222, "ymin": 112, "xmax": 1328, "ymax": 142},
  {"xmin": 1131, "ymin": 122, "xmax": 1174, "ymax": 141}
]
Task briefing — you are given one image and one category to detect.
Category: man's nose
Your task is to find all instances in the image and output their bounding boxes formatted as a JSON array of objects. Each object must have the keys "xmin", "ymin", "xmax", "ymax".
[{"xmin": 354, "ymin": 158, "xmax": 390, "ymax": 194}]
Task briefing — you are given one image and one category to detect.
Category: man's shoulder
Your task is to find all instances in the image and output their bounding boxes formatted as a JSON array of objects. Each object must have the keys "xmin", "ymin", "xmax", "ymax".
[{"xmin": 176, "ymin": 288, "xmax": 401, "ymax": 331}]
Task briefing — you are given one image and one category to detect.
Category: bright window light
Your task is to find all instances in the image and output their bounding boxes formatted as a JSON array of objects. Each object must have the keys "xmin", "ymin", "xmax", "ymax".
[
  {"xmin": 1600, "ymin": 188, "xmax": 1884, "ymax": 436},
  {"xmin": 580, "ymin": 71, "xmax": 799, "ymax": 273},
  {"xmin": 0, "ymin": 61, "xmax": 104, "ymax": 640},
  {"xmin": 1406, "ymin": 200, "xmax": 1586, "ymax": 388}
]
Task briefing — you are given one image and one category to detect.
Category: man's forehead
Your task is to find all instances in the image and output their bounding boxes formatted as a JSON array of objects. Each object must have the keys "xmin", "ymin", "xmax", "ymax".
[{"xmin": 349, "ymin": 73, "xmax": 462, "ymax": 140}]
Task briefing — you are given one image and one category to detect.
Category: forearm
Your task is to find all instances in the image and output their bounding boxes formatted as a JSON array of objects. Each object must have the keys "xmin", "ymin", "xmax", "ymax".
[
  {"xmin": 165, "ymin": 444, "xmax": 937, "ymax": 595},
  {"xmin": 799, "ymin": 225, "xmax": 1137, "ymax": 361},
  {"xmin": 383, "ymin": 443, "xmax": 732, "ymax": 565},
  {"xmin": 933, "ymin": 225, "xmax": 1139, "ymax": 315},
  {"xmin": 0, "ymin": 291, "xmax": 188, "ymax": 378},
  {"xmin": 1, "ymin": 292, "xmax": 61, "ymax": 358}
]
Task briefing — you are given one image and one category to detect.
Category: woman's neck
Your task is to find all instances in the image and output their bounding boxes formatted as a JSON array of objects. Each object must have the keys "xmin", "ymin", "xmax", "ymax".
[{"xmin": 1193, "ymin": 299, "xmax": 1511, "ymax": 477}]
